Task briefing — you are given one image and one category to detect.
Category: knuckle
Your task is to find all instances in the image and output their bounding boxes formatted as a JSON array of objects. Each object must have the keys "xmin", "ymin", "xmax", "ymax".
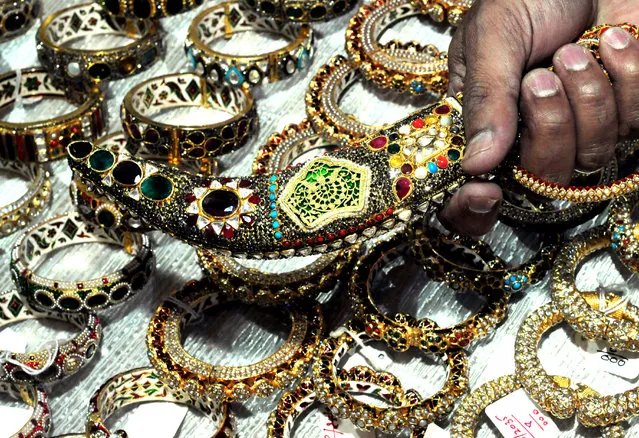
[
  {"xmin": 578, "ymin": 148, "xmax": 614, "ymax": 169},
  {"xmin": 531, "ymin": 108, "xmax": 573, "ymax": 137}
]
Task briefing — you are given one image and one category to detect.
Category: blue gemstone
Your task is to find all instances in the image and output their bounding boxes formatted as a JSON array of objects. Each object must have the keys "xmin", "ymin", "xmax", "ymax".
[
  {"xmin": 297, "ymin": 49, "xmax": 310, "ymax": 71},
  {"xmin": 522, "ymin": 276, "xmax": 528, "ymax": 282},
  {"xmin": 512, "ymin": 282, "xmax": 522, "ymax": 290},
  {"xmin": 270, "ymin": 175, "xmax": 277, "ymax": 183},
  {"xmin": 614, "ymin": 233, "xmax": 620, "ymax": 239},
  {"xmin": 225, "ymin": 66, "xmax": 244, "ymax": 86},
  {"xmin": 188, "ymin": 49, "xmax": 197, "ymax": 69},
  {"xmin": 269, "ymin": 184, "xmax": 277, "ymax": 192},
  {"xmin": 612, "ymin": 243, "xmax": 618, "ymax": 248},
  {"xmin": 274, "ymin": 231, "xmax": 282, "ymax": 239},
  {"xmin": 270, "ymin": 211, "xmax": 278, "ymax": 219},
  {"xmin": 269, "ymin": 193, "xmax": 276, "ymax": 201},
  {"xmin": 270, "ymin": 202, "xmax": 276, "ymax": 209},
  {"xmin": 272, "ymin": 221, "xmax": 280, "ymax": 229},
  {"xmin": 509, "ymin": 275, "xmax": 516, "ymax": 282},
  {"xmin": 619, "ymin": 226, "xmax": 625, "ymax": 231},
  {"xmin": 427, "ymin": 162, "xmax": 438, "ymax": 173},
  {"xmin": 504, "ymin": 280, "xmax": 510, "ymax": 285}
]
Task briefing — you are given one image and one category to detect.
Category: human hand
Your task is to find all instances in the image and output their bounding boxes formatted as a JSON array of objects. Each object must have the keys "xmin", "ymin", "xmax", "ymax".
[{"xmin": 439, "ymin": 0, "xmax": 639, "ymax": 234}]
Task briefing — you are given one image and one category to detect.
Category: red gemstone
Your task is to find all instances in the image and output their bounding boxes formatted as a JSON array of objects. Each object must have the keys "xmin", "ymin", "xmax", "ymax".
[
  {"xmin": 401, "ymin": 163, "xmax": 413, "ymax": 174},
  {"xmin": 348, "ymin": 226, "xmax": 357, "ymax": 233},
  {"xmin": 220, "ymin": 177, "xmax": 232, "ymax": 185},
  {"xmin": 436, "ymin": 155, "xmax": 448, "ymax": 168},
  {"xmin": 435, "ymin": 105, "xmax": 451, "ymax": 115},
  {"xmin": 307, "ymin": 238, "xmax": 315, "ymax": 244},
  {"xmin": 71, "ymin": 126, "xmax": 80, "ymax": 134},
  {"xmin": 102, "ymin": 278, "xmax": 108, "ymax": 284},
  {"xmin": 375, "ymin": 214, "xmax": 384, "ymax": 221},
  {"xmin": 283, "ymin": 241, "xmax": 291, "ymax": 248},
  {"xmin": 451, "ymin": 136, "xmax": 464, "ymax": 146},
  {"xmin": 395, "ymin": 177, "xmax": 412, "ymax": 200},
  {"xmin": 412, "ymin": 119, "xmax": 424, "ymax": 129},
  {"xmin": 369, "ymin": 136, "xmax": 387, "ymax": 149},
  {"xmin": 222, "ymin": 225, "xmax": 235, "ymax": 239},
  {"xmin": 338, "ymin": 229, "xmax": 347, "ymax": 237},
  {"xmin": 327, "ymin": 233, "xmax": 336, "ymax": 240},
  {"xmin": 386, "ymin": 208, "xmax": 394, "ymax": 215},
  {"xmin": 239, "ymin": 180, "xmax": 251, "ymax": 188},
  {"xmin": 77, "ymin": 283, "xmax": 84, "ymax": 289},
  {"xmin": 293, "ymin": 240, "xmax": 302, "ymax": 246},
  {"xmin": 204, "ymin": 224, "xmax": 216, "ymax": 238},
  {"xmin": 248, "ymin": 195, "xmax": 261, "ymax": 204},
  {"xmin": 317, "ymin": 236, "xmax": 325, "ymax": 243}
]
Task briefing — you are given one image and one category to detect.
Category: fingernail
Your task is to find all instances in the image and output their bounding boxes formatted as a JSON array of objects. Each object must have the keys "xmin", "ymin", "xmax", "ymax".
[
  {"xmin": 463, "ymin": 130, "xmax": 493, "ymax": 165},
  {"xmin": 602, "ymin": 27, "xmax": 631, "ymax": 50},
  {"xmin": 558, "ymin": 45, "xmax": 591, "ymax": 71},
  {"xmin": 468, "ymin": 196, "xmax": 500, "ymax": 214},
  {"xmin": 525, "ymin": 70, "xmax": 559, "ymax": 98}
]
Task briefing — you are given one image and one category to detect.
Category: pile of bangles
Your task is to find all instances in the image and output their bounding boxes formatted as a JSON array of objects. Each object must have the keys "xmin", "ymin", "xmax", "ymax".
[{"xmin": 1, "ymin": 0, "xmax": 639, "ymax": 436}]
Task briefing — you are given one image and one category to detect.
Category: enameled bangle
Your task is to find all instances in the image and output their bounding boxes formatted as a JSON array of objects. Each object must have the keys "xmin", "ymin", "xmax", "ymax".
[
  {"xmin": 345, "ymin": 0, "xmax": 449, "ymax": 95},
  {"xmin": 608, "ymin": 191, "xmax": 639, "ymax": 273},
  {"xmin": 37, "ymin": 3, "xmax": 164, "ymax": 85},
  {"xmin": 0, "ymin": 68, "xmax": 106, "ymax": 163},
  {"xmin": 0, "ymin": 381, "xmax": 51, "ymax": 438},
  {"xmin": 96, "ymin": 0, "xmax": 204, "ymax": 19},
  {"xmin": 185, "ymin": 1, "xmax": 313, "ymax": 88},
  {"xmin": 240, "ymin": 0, "xmax": 356, "ymax": 22},
  {"xmin": 121, "ymin": 72, "xmax": 257, "ymax": 165},
  {"xmin": 0, "ymin": 290, "xmax": 101, "ymax": 384},
  {"xmin": 10, "ymin": 212, "xmax": 155, "ymax": 312},
  {"xmin": 0, "ymin": 0, "xmax": 39, "ymax": 42},
  {"xmin": 411, "ymin": 0, "xmax": 473, "ymax": 26},
  {"xmin": 0, "ymin": 160, "xmax": 51, "ymax": 237},
  {"xmin": 147, "ymin": 278, "xmax": 323, "ymax": 402},
  {"xmin": 86, "ymin": 367, "xmax": 234, "ymax": 438}
]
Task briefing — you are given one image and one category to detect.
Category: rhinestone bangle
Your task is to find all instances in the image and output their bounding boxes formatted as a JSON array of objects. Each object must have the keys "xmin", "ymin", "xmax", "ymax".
[
  {"xmin": 349, "ymin": 230, "xmax": 509, "ymax": 352},
  {"xmin": 185, "ymin": 1, "xmax": 313, "ymax": 88},
  {"xmin": 0, "ymin": 0, "xmax": 39, "ymax": 42},
  {"xmin": 37, "ymin": 3, "xmax": 164, "ymax": 85},
  {"xmin": 96, "ymin": 0, "xmax": 205, "ymax": 19},
  {"xmin": 86, "ymin": 367, "xmax": 234, "ymax": 437},
  {"xmin": 0, "ymin": 67, "xmax": 106, "ymax": 163},
  {"xmin": 345, "ymin": 0, "xmax": 449, "ymax": 95},
  {"xmin": 147, "ymin": 278, "xmax": 323, "ymax": 402},
  {"xmin": 10, "ymin": 212, "xmax": 155, "ymax": 312},
  {"xmin": 0, "ymin": 160, "xmax": 51, "ymax": 237},
  {"xmin": 608, "ymin": 191, "xmax": 639, "ymax": 273},
  {"xmin": 411, "ymin": 0, "xmax": 473, "ymax": 26},
  {"xmin": 0, "ymin": 381, "xmax": 51, "ymax": 438}
]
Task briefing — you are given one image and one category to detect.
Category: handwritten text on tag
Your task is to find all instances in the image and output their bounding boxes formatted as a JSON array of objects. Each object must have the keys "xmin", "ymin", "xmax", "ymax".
[
  {"xmin": 485, "ymin": 388, "xmax": 559, "ymax": 438},
  {"xmin": 574, "ymin": 333, "xmax": 639, "ymax": 380},
  {"xmin": 318, "ymin": 406, "xmax": 375, "ymax": 438}
]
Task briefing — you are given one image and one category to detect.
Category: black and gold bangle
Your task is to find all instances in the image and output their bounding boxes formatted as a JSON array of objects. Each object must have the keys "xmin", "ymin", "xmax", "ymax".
[
  {"xmin": 608, "ymin": 190, "xmax": 639, "ymax": 273},
  {"xmin": 0, "ymin": 68, "xmax": 106, "ymax": 163},
  {"xmin": 185, "ymin": 1, "xmax": 313, "ymax": 88},
  {"xmin": 96, "ymin": 0, "xmax": 204, "ymax": 19},
  {"xmin": 147, "ymin": 278, "xmax": 323, "ymax": 402},
  {"xmin": 411, "ymin": 0, "xmax": 473, "ymax": 26},
  {"xmin": 121, "ymin": 72, "xmax": 257, "ymax": 165},
  {"xmin": 0, "ymin": 381, "xmax": 51, "ymax": 438},
  {"xmin": 0, "ymin": 160, "xmax": 51, "ymax": 237},
  {"xmin": 239, "ymin": 0, "xmax": 356, "ymax": 22},
  {"xmin": 10, "ymin": 212, "xmax": 155, "ymax": 312},
  {"xmin": 349, "ymin": 231, "xmax": 509, "ymax": 352},
  {"xmin": 86, "ymin": 367, "xmax": 234, "ymax": 437},
  {"xmin": 0, "ymin": 0, "xmax": 39, "ymax": 42},
  {"xmin": 0, "ymin": 290, "xmax": 101, "ymax": 384},
  {"xmin": 37, "ymin": 3, "xmax": 164, "ymax": 85}
]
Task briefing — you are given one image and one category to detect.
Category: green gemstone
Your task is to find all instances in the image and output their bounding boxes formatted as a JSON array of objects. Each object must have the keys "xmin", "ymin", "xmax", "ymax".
[
  {"xmin": 96, "ymin": 210, "xmax": 116, "ymax": 228},
  {"xmin": 387, "ymin": 143, "xmax": 401, "ymax": 154},
  {"xmin": 140, "ymin": 175, "xmax": 173, "ymax": 201},
  {"xmin": 448, "ymin": 149, "xmax": 461, "ymax": 161},
  {"xmin": 89, "ymin": 150, "xmax": 115, "ymax": 171}
]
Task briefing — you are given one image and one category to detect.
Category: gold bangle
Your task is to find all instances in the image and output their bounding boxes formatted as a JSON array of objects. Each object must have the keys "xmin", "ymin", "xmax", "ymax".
[
  {"xmin": 552, "ymin": 226, "xmax": 639, "ymax": 351},
  {"xmin": 252, "ymin": 119, "xmax": 341, "ymax": 175},
  {"xmin": 0, "ymin": 381, "xmax": 51, "ymax": 438},
  {"xmin": 240, "ymin": 0, "xmax": 356, "ymax": 22},
  {"xmin": 97, "ymin": 0, "xmax": 204, "ymax": 19},
  {"xmin": 37, "ymin": 3, "xmax": 164, "ymax": 85},
  {"xmin": 608, "ymin": 191, "xmax": 639, "ymax": 273},
  {"xmin": 0, "ymin": 0, "xmax": 39, "ymax": 42},
  {"xmin": 349, "ymin": 231, "xmax": 509, "ymax": 352},
  {"xmin": 10, "ymin": 212, "xmax": 155, "ymax": 312},
  {"xmin": 345, "ymin": 0, "xmax": 449, "ymax": 95},
  {"xmin": 411, "ymin": 0, "xmax": 473, "ymax": 26},
  {"xmin": 312, "ymin": 321, "xmax": 469, "ymax": 432},
  {"xmin": 147, "ymin": 278, "xmax": 323, "ymax": 402},
  {"xmin": 0, "ymin": 68, "xmax": 106, "ymax": 163},
  {"xmin": 122, "ymin": 72, "xmax": 257, "ymax": 166},
  {"xmin": 86, "ymin": 367, "xmax": 234, "ymax": 437},
  {"xmin": 515, "ymin": 302, "xmax": 639, "ymax": 427},
  {"xmin": 449, "ymin": 374, "xmax": 626, "ymax": 437},
  {"xmin": 0, "ymin": 160, "xmax": 51, "ymax": 236},
  {"xmin": 185, "ymin": 1, "xmax": 313, "ymax": 88}
]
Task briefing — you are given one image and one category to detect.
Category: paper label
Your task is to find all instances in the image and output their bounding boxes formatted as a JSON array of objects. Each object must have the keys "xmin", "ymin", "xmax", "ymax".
[
  {"xmin": 574, "ymin": 333, "xmax": 639, "ymax": 380},
  {"xmin": 423, "ymin": 423, "xmax": 450, "ymax": 438},
  {"xmin": 0, "ymin": 328, "xmax": 28, "ymax": 352},
  {"xmin": 0, "ymin": 405, "xmax": 33, "ymax": 436},
  {"xmin": 119, "ymin": 401, "xmax": 188, "ymax": 438},
  {"xmin": 347, "ymin": 345, "xmax": 393, "ymax": 371},
  {"xmin": 318, "ymin": 406, "xmax": 375, "ymax": 438},
  {"xmin": 485, "ymin": 389, "xmax": 560, "ymax": 438}
]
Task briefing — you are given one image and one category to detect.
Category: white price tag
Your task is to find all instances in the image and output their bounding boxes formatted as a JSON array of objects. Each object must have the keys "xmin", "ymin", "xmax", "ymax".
[
  {"xmin": 423, "ymin": 423, "xmax": 450, "ymax": 438},
  {"xmin": 485, "ymin": 389, "xmax": 560, "ymax": 438},
  {"xmin": 574, "ymin": 333, "xmax": 639, "ymax": 380},
  {"xmin": 0, "ymin": 405, "xmax": 32, "ymax": 436},
  {"xmin": 318, "ymin": 406, "xmax": 375, "ymax": 438},
  {"xmin": 347, "ymin": 345, "xmax": 393, "ymax": 371},
  {"xmin": 0, "ymin": 328, "xmax": 28, "ymax": 352},
  {"xmin": 119, "ymin": 402, "xmax": 188, "ymax": 438}
]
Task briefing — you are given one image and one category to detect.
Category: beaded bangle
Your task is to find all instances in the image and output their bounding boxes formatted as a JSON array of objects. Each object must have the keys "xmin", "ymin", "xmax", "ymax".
[
  {"xmin": 415, "ymin": 226, "xmax": 559, "ymax": 294},
  {"xmin": 252, "ymin": 119, "xmax": 341, "ymax": 175},
  {"xmin": 37, "ymin": 3, "xmax": 164, "ymax": 85},
  {"xmin": 0, "ymin": 381, "xmax": 51, "ymax": 438},
  {"xmin": 0, "ymin": 160, "xmax": 51, "ymax": 237},
  {"xmin": 412, "ymin": 0, "xmax": 473, "ymax": 26},
  {"xmin": 312, "ymin": 322, "xmax": 469, "ymax": 433},
  {"xmin": 0, "ymin": 290, "xmax": 101, "ymax": 384},
  {"xmin": 515, "ymin": 302, "xmax": 639, "ymax": 427},
  {"xmin": 449, "ymin": 374, "xmax": 626, "ymax": 437},
  {"xmin": 0, "ymin": 68, "xmax": 106, "ymax": 163},
  {"xmin": 552, "ymin": 226, "xmax": 639, "ymax": 351},
  {"xmin": 185, "ymin": 1, "xmax": 313, "ymax": 88},
  {"xmin": 10, "ymin": 212, "xmax": 155, "ymax": 312},
  {"xmin": 240, "ymin": 0, "xmax": 356, "ymax": 22},
  {"xmin": 86, "ymin": 367, "xmax": 234, "ymax": 437},
  {"xmin": 96, "ymin": 0, "xmax": 204, "ymax": 19},
  {"xmin": 0, "ymin": 0, "xmax": 39, "ymax": 42},
  {"xmin": 345, "ymin": 0, "xmax": 449, "ymax": 96},
  {"xmin": 147, "ymin": 279, "xmax": 323, "ymax": 402},
  {"xmin": 122, "ymin": 72, "xmax": 257, "ymax": 166},
  {"xmin": 608, "ymin": 191, "xmax": 639, "ymax": 273},
  {"xmin": 349, "ymin": 232, "xmax": 509, "ymax": 352},
  {"xmin": 306, "ymin": 55, "xmax": 384, "ymax": 146}
]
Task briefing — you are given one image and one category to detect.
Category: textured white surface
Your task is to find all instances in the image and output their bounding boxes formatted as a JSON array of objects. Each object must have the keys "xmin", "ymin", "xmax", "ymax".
[{"xmin": 0, "ymin": 1, "xmax": 637, "ymax": 437}]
